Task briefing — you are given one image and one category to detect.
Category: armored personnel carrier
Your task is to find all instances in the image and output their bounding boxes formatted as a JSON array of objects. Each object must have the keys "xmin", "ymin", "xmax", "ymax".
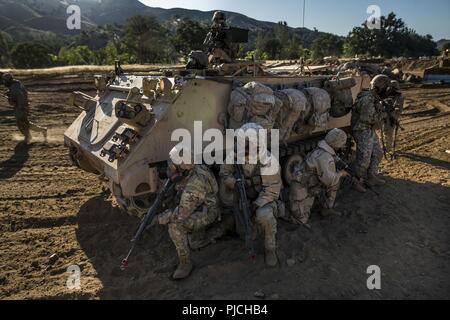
[{"xmin": 64, "ymin": 66, "xmax": 370, "ymax": 216}]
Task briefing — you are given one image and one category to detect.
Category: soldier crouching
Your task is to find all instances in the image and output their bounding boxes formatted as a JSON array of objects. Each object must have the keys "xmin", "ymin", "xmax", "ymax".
[
  {"xmin": 158, "ymin": 145, "xmax": 220, "ymax": 280},
  {"xmin": 288, "ymin": 129, "xmax": 350, "ymax": 227},
  {"xmin": 219, "ymin": 123, "xmax": 281, "ymax": 267}
]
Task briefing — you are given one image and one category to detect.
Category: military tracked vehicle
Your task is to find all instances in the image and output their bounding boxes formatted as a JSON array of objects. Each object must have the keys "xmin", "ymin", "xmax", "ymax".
[{"xmin": 64, "ymin": 66, "xmax": 370, "ymax": 216}]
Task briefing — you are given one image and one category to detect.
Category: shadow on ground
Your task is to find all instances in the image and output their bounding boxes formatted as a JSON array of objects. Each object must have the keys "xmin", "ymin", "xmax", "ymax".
[
  {"xmin": 76, "ymin": 176, "xmax": 450, "ymax": 300},
  {"xmin": 398, "ymin": 152, "xmax": 450, "ymax": 171},
  {"xmin": 0, "ymin": 141, "xmax": 31, "ymax": 180}
]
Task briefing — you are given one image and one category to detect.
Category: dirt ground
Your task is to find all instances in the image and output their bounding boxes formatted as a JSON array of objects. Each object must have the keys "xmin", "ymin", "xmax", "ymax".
[{"xmin": 0, "ymin": 76, "xmax": 449, "ymax": 300}]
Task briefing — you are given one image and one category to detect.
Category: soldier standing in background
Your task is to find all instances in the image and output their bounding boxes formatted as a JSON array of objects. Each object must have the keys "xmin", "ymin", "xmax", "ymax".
[
  {"xmin": 158, "ymin": 145, "xmax": 221, "ymax": 280},
  {"xmin": 1, "ymin": 73, "xmax": 47, "ymax": 144},
  {"xmin": 382, "ymin": 80, "xmax": 404, "ymax": 159},
  {"xmin": 204, "ymin": 11, "xmax": 234, "ymax": 64},
  {"xmin": 351, "ymin": 75, "xmax": 390, "ymax": 192},
  {"xmin": 288, "ymin": 129, "xmax": 350, "ymax": 227}
]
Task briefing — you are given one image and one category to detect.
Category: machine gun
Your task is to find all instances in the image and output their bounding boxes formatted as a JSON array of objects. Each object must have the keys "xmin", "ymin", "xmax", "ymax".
[
  {"xmin": 204, "ymin": 26, "xmax": 249, "ymax": 61},
  {"xmin": 121, "ymin": 174, "xmax": 181, "ymax": 270},
  {"xmin": 233, "ymin": 164, "xmax": 256, "ymax": 259},
  {"xmin": 335, "ymin": 156, "xmax": 380, "ymax": 197}
]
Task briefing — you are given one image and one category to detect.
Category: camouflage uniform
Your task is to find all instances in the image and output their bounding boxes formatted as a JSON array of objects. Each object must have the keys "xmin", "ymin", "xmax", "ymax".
[
  {"xmin": 220, "ymin": 160, "xmax": 282, "ymax": 260},
  {"xmin": 164, "ymin": 165, "xmax": 220, "ymax": 270},
  {"xmin": 227, "ymin": 82, "xmax": 278, "ymax": 131},
  {"xmin": 382, "ymin": 82, "xmax": 404, "ymax": 153},
  {"xmin": 204, "ymin": 11, "xmax": 233, "ymax": 63},
  {"xmin": 2, "ymin": 74, "xmax": 47, "ymax": 142},
  {"xmin": 351, "ymin": 90, "xmax": 385, "ymax": 180},
  {"xmin": 289, "ymin": 129, "xmax": 348, "ymax": 225}
]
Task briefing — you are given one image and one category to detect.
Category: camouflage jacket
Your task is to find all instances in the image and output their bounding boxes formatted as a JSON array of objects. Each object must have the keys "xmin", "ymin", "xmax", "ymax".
[
  {"xmin": 220, "ymin": 160, "xmax": 282, "ymax": 208},
  {"xmin": 384, "ymin": 93, "xmax": 404, "ymax": 121},
  {"xmin": 177, "ymin": 165, "xmax": 220, "ymax": 220},
  {"xmin": 297, "ymin": 140, "xmax": 343, "ymax": 189},
  {"xmin": 7, "ymin": 80, "xmax": 29, "ymax": 116},
  {"xmin": 351, "ymin": 90, "xmax": 385, "ymax": 132}
]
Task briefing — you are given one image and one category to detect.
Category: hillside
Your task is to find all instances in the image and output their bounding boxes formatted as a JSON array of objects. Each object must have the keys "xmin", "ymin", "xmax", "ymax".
[
  {"xmin": 0, "ymin": 0, "xmax": 324, "ymax": 47},
  {"xmin": 437, "ymin": 39, "xmax": 450, "ymax": 50}
]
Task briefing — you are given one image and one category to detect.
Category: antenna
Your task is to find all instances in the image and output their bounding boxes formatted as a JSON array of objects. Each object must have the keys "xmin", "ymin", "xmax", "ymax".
[{"xmin": 302, "ymin": 0, "xmax": 306, "ymax": 28}]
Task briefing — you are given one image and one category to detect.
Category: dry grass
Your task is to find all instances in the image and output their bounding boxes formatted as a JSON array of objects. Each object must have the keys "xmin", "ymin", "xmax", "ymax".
[{"xmin": 0, "ymin": 64, "xmax": 184, "ymax": 77}]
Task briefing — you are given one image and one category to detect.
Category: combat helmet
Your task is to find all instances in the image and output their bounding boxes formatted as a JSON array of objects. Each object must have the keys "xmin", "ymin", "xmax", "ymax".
[
  {"xmin": 212, "ymin": 11, "xmax": 226, "ymax": 24},
  {"xmin": 325, "ymin": 128, "xmax": 348, "ymax": 150},
  {"xmin": 169, "ymin": 143, "xmax": 196, "ymax": 172},
  {"xmin": 243, "ymin": 82, "xmax": 275, "ymax": 116},
  {"xmin": 1, "ymin": 73, "xmax": 13, "ymax": 86},
  {"xmin": 370, "ymin": 74, "xmax": 391, "ymax": 95}
]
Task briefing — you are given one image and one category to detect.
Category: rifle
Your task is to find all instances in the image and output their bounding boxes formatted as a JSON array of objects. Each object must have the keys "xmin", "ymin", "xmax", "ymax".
[
  {"xmin": 121, "ymin": 175, "xmax": 180, "ymax": 270},
  {"xmin": 234, "ymin": 164, "xmax": 256, "ymax": 259},
  {"xmin": 381, "ymin": 97, "xmax": 405, "ymax": 161},
  {"xmin": 335, "ymin": 156, "xmax": 380, "ymax": 197}
]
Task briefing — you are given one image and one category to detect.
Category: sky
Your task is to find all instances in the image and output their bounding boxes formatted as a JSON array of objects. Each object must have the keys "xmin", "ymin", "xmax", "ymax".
[{"xmin": 139, "ymin": 0, "xmax": 450, "ymax": 40}]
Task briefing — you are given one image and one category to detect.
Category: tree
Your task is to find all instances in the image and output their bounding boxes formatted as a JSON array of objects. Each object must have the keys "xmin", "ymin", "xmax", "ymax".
[
  {"xmin": 10, "ymin": 42, "xmax": 54, "ymax": 68},
  {"xmin": 172, "ymin": 18, "xmax": 208, "ymax": 57},
  {"xmin": 311, "ymin": 34, "xmax": 344, "ymax": 59},
  {"xmin": 442, "ymin": 43, "xmax": 450, "ymax": 51},
  {"xmin": 255, "ymin": 31, "xmax": 282, "ymax": 60},
  {"xmin": 0, "ymin": 32, "xmax": 10, "ymax": 67},
  {"xmin": 58, "ymin": 46, "xmax": 97, "ymax": 65},
  {"xmin": 344, "ymin": 12, "xmax": 437, "ymax": 58},
  {"xmin": 123, "ymin": 15, "xmax": 177, "ymax": 64}
]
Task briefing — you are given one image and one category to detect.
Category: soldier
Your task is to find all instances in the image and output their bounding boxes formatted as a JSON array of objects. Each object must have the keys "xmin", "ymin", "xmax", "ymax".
[
  {"xmin": 158, "ymin": 145, "xmax": 220, "ymax": 280},
  {"xmin": 219, "ymin": 123, "xmax": 282, "ymax": 267},
  {"xmin": 1, "ymin": 73, "xmax": 47, "ymax": 144},
  {"xmin": 227, "ymin": 82, "xmax": 278, "ymax": 131},
  {"xmin": 203, "ymin": 11, "xmax": 233, "ymax": 64},
  {"xmin": 288, "ymin": 129, "xmax": 350, "ymax": 227},
  {"xmin": 351, "ymin": 74, "xmax": 390, "ymax": 192},
  {"xmin": 382, "ymin": 80, "xmax": 404, "ymax": 158}
]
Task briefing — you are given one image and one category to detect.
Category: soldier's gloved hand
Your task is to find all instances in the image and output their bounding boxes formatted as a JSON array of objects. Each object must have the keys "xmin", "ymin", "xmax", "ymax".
[
  {"xmin": 224, "ymin": 177, "xmax": 236, "ymax": 189},
  {"xmin": 339, "ymin": 170, "xmax": 351, "ymax": 178},
  {"xmin": 158, "ymin": 209, "xmax": 174, "ymax": 225}
]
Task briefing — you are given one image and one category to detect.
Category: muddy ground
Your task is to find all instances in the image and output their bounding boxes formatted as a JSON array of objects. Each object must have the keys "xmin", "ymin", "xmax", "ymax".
[{"xmin": 0, "ymin": 76, "xmax": 449, "ymax": 300}]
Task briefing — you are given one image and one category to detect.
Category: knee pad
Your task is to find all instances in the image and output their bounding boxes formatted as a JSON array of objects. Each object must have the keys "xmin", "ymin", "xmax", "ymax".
[{"xmin": 255, "ymin": 203, "xmax": 276, "ymax": 225}]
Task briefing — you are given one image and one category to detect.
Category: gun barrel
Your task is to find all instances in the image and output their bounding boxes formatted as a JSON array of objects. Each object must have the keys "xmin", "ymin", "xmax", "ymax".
[
  {"xmin": 121, "ymin": 178, "xmax": 175, "ymax": 270},
  {"xmin": 234, "ymin": 165, "xmax": 256, "ymax": 258}
]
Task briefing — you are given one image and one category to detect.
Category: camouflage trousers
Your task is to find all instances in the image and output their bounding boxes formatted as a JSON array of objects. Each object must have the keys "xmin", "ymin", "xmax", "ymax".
[
  {"xmin": 382, "ymin": 121, "xmax": 397, "ymax": 153},
  {"xmin": 289, "ymin": 181, "xmax": 339, "ymax": 225},
  {"xmin": 15, "ymin": 107, "xmax": 47, "ymax": 139},
  {"xmin": 168, "ymin": 208, "xmax": 219, "ymax": 260},
  {"xmin": 16, "ymin": 115, "xmax": 31, "ymax": 139},
  {"xmin": 254, "ymin": 203, "xmax": 277, "ymax": 251},
  {"xmin": 353, "ymin": 129, "xmax": 383, "ymax": 179}
]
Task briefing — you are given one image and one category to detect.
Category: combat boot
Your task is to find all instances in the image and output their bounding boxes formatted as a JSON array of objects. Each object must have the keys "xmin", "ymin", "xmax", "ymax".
[
  {"xmin": 352, "ymin": 179, "xmax": 367, "ymax": 193},
  {"xmin": 265, "ymin": 249, "xmax": 278, "ymax": 267},
  {"xmin": 24, "ymin": 133, "xmax": 32, "ymax": 145},
  {"xmin": 367, "ymin": 174, "xmax": 386, "ymax": 187},
  {"xmin": 173, "ymin": 255, "xmax": 193, "ymax": 280}
]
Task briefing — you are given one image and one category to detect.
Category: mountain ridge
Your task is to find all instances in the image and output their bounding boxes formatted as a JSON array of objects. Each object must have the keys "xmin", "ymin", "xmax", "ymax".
[{"xmin": 0, "ymin": 0, "xmax": 324, "ymax": 47}]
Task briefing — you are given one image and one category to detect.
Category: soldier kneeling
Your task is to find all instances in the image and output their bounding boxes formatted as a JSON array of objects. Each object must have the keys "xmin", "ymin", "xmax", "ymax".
[
  {"xmin": 158, "ymin": 145, "xmax": 221, "ymax": 280},
  {"xmin": 288, "ymin": 129, "xmax": 350, "ymax": 227},
  {"xmin": 219, "ymin": 123, "xmax": 282, "ymax": 267}
]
